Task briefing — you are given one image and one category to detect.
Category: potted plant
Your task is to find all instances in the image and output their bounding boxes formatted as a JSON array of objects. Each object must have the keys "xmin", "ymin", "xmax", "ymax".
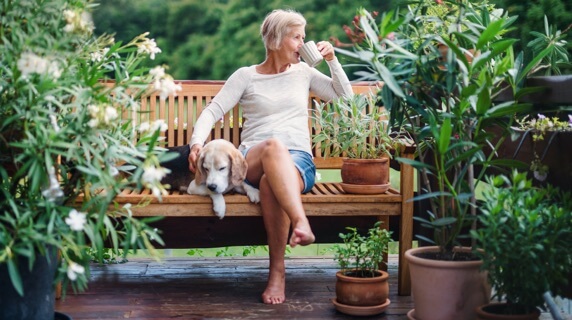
[
  {"xmin": 471, "ymin": 171, "xmax": 572, "ymax": 319},
  {"xmin": 312, "ymin": 91, "xmax": 404, "ymax": 194},
  {"xmin": 505, "ymin": 113, "xmax": 572, "ymax": 190},
  {"xmin": 330, "ymin": 221, "xmax": 393, "ymax": 316},
  {"xmin": 0, "ymin": 1, "xmax": 178, "ymax": 319},
  {"xmin": 333, "ymin": 0, "xmax": 568, "ymax": 318}
]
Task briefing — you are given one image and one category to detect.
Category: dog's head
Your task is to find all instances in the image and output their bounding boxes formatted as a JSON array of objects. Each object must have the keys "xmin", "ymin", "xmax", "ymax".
[{"xmin": 195, "ymin": 140, "xmax": 248, "ymax": 193}]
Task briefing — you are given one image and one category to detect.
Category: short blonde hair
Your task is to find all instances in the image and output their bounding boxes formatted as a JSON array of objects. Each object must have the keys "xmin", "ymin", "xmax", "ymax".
[{"xmin": 260, "ymin": 9, "xmax": 306, "ymax": 51}]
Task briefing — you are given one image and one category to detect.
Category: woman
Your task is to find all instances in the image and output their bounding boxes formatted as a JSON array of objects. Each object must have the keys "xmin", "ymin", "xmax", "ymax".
[{"xmin": 188, "ymin": 9, "xmax": 353, "ymax": 304}]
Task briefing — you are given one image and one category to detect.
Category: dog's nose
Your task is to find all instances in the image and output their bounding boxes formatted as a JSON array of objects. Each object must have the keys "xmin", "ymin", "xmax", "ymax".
[{"xmin": 207, "ymin": 184, "xmax": 217, "ymax": 192}]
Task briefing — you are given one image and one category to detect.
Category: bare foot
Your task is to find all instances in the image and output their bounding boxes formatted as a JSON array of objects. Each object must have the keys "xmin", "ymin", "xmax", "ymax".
[
  {"xmin": 261, "ymin": 271, "xmax": 285, "ymax": 304},
  {"xmin": 289, "ymin": 227, "xmax": 315, "ymax": 248}
]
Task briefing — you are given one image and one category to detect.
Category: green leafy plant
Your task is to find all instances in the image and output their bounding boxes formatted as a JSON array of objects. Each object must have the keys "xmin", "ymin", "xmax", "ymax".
[
  {"xmin": 335, "ymin": 1, "xmax": 567, "ymax": 259},
  {"xmin": 527, "ymin": 16, "xmax": 572, "ymax": 76},
  {"xmin": 312, "ymin": 92, "xmax": 402, "ymax": 159},
  {"xmin": 0, "ymin": 0, "xmax": 180, "ymax": 296},
  {"xmin": 331, "ymin": 221, "xmax": 392, "ymax": 278},
  {"xmin": 471, "ymin": 171, "xmax": 572, "ymax": 314}
]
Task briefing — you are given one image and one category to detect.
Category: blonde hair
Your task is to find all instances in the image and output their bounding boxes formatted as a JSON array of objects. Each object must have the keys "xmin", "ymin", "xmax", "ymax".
[{"xmin": 260, "ymin": 9, "xmax": 306, "ymax": 51}]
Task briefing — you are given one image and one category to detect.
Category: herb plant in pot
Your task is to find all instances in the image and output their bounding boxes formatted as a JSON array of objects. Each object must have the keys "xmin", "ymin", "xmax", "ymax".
[
  {"xmin": 471, "ymin": 171, "xmax": 572, "ymax": 320},
  {"xmin": 330, "ymin": 221, "xmax": 393, "ymax": 316},
  {"xmin": 333, "ymin": 0, "xmax": 566, "ymax": 318},
  {"xmin": 312, "ymin": 91, "xmax": 398, "ymax": 194},
  {"xmin": 0, "ymin": 1, "xmax": 178, "ymax": 319}
]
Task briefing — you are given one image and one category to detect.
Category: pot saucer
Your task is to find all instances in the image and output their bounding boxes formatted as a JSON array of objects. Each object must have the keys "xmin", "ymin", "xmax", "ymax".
[
  {"xmin": 340, "ymin": 183, "xmax": 390, "ymax": 194},
  {"xmin": 331, "ymin": 298, "xmax": 390, "ymax": 316},
  {"xmin": 407, "ymin": 309, "xmax": 416, "ymax": 320}
]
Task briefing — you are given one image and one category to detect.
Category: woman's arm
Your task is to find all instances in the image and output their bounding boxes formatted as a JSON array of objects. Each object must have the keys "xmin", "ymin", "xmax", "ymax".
[
  {"xmin": 309, "ymin": 57, "xmax": 353, "ymax": 101},
  {"xmin": 188, "ymin": 68, "xmax": 250, "ymax": 172},
  {"xmin": 189, "ymin": 68, "xmax": 250, "ymax": 148}
]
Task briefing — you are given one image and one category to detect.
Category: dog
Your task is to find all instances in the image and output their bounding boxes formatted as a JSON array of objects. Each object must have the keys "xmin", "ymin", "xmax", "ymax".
[
  {"xmin": 187, "ymin": 139, "xmax": 260, "ymax": 219},
  {"xmin": 157, "ymin": 145, "xmax": 195, "ymax": 190}
]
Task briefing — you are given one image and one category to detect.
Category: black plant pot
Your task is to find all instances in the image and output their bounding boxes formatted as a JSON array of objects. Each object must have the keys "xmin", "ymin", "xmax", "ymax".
[
  {"xmin": 0, "ymin": 247, "xmax": 58, "ymax": 320},
  {"xmin": 55, "ymin": 311, "xmax": 73, "ymax": 320}
]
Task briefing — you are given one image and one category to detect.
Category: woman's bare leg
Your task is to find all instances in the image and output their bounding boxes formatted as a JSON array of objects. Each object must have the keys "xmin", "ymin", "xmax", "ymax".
[
  {"xmin": 259, "ymin": 175, "xmax": 289, "ymax": 304},
  {"xmin": 246, "ymin": 139, "xmax": 315, "ymax": 246},
  {"xmin": 245, "ymin": 139, "xmax": 315, "ymax": 304}
]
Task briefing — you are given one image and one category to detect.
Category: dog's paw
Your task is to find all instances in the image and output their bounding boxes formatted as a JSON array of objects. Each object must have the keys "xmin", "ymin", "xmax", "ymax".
[
  {"xmin": 211, "ymin": 194, "xmax": 226, "ymax": 219},
  {"xmin": 243, "ymin": 184, "xmax": 260, "ymax": 203},
  {"xmin": 187, "ymin": 180, "xmax": 209, "ymax": 196}
]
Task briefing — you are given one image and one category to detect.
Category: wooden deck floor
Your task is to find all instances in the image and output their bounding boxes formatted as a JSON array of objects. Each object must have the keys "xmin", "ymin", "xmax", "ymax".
[
  {"xmin": 55, "ymin": 255, "xmax": 413, "ymax": 319},
  {"xmin": 55, "ymin": 254, "xmax": 568, "ymax": 319}
]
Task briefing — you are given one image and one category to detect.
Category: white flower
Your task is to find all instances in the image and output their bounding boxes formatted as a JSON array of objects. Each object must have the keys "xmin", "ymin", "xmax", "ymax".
[
  {"xmin": 63, "ymin": 9, "xmax": 76, "ymax": 22},
  {"xmin": 153, "ymin": 77, "xmax": 182, "ymax": 100},
  {"xmin": 87, "ymin": 104, "xmax": 99, "ymax": 115},
  {"xmin": 65, "ymin": 209, "xmax": 87, "ymax": 231},
  {"xmin": 137, "ymin": 38, "xmax": 161, "ymax": 60},
  {"xmin": 103, "ymin": 106, "xmax": 118, "ymax": 123},
  {"xmin": 63, "ymin": 24, "xmax": 74, "ymax": 33},
  {"xmin": 42, "ymin": 186, "xmax": 63, "ymax": 202},
  {"xmin": 17, "ymin": 52, "xmax": 44, "ymax": 77},
  {"xmin": 149, "ymin": 66, "xmax": 165, "ymax": 79},
  {"xmin": 47, "ymin": 60, "xmax": 62, "ymax": 79},
  {"xmin": 17, "ymin": 53, "xmax": 61, "ymax": 79},
  {"xmin": 142, "ymin": 166, "xmax": 169, "ymax": 184},
  {"xmin": 90, "ymin": 48, "xmax": 109, "ymax": 62},
  {"xmin": 63, "ymin": 9, "xmax": 93, "ymax": 33},
  {"xmin": 151, "ymin": 185, "xmax": 168, "ymax": 197},
  {"xmin": 67, "ymin": 262, "xmax": 85, "ymax": 281},
  {"xmin": 138, "ymin": 121, "xmax": 151, "ymax": 132},
  {"xmin": 49, "ymin": 115, "xmax": 60, "ymax": 133},
  {"xmin": 41, "ymin": 166, "xmax": 63, "ymax": 202},
  {"xmin": 87, "ymin": 118, "xmax": 99, "ymax": 128},
  {"xmin": 151, "ymin": 119, "xmax": 168, "ymax": 132}
]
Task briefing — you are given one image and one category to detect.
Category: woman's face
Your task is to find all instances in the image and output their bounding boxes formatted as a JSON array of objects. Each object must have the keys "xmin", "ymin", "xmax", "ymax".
[{"xmin": 279, "ymin": 25, "xmax": 305, "ymax": 65}]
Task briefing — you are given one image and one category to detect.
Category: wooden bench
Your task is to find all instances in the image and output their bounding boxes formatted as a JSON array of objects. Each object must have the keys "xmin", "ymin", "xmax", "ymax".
[{"xmin": 103, "ymin": 80, "xmax": 414, "ymax": 296}]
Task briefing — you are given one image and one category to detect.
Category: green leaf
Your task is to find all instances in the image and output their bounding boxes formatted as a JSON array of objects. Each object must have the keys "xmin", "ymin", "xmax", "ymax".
[
  {"xmin": 485, "ymin": 102, "xmax": 532, "ymax": 118},
  {"xmin": 376, "ymin": 62, "xmax": 405, "ymax": 98},
  {"xmin": 431, "ymin": 217, "xmax": 457, "ymax": 227},
  {"xmin": 438, "ymin": 117, "xmax": 452, "ymax": 155},
  {"xmin": 7, "ymin": 259, "xmax": 24, "ymax": 296},
  {"xmin": 476, "ymin": 18, "xmax": 504, "ymax": 50}
]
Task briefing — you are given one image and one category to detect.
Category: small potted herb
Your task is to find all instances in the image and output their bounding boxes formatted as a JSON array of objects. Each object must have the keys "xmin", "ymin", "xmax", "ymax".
[
  {"xmin": 330, "ymin": 221, "xmax": 393, "ymax": 316},
  {"xmin": 312, "ymin": 92, "xmax": 404, "ymax": 194}
]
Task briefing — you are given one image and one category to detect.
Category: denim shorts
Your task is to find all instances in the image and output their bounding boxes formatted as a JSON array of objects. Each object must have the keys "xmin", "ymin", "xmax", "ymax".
[{"xmin": 241, "ymin": 148, "xmax": 316, "ymax": 194}]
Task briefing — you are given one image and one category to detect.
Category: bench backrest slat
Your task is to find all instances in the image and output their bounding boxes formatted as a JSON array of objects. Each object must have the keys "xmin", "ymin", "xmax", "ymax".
[{"xmin": 118, "ymin": 80, "xmax": 379, "ymax": 169}]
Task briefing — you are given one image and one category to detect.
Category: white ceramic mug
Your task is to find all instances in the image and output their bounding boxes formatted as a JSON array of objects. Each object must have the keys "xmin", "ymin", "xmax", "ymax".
[{"xmin": 299, "ymin": 41, "xmax": 323, "ymax": 68}]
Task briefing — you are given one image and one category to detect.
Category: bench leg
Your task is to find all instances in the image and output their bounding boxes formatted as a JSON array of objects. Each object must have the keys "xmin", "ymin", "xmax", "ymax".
[
  {"xmin": 56, "ymin": 250, "xmax": 62, "ymax": 300},
  {"xmin": 377, "ymin": 216, "xmax": 389, "ymax": 272},
  {"xmin": 398, "ymin": 154, "xmax": 414, "ymax": 296}
]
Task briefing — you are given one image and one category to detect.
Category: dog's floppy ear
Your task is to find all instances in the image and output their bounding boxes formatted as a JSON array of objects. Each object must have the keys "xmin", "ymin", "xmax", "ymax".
[
  {"xmin": 230, "ymin": 148, "xmax": 248, "ymax": 186},
  {"xmin": 194, "ymin": 151, "xmax": 206, "ymax": 185}
]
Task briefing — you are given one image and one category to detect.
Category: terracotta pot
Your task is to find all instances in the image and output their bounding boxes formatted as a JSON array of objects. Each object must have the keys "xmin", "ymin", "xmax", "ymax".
[
  {"xmin": 335, "ymin": 270, "xmax": 389, "ymax": 307},
  {"xmin": 405, "ymin": 246, "xmax": 491, "ymax": 320},
  {"xmin": 475, "ymin": 303, "xmax": 541, "ymax": 320},
  {"xmin": 340, "ymin": 158, "xmax": 390, "ymax": 194}
]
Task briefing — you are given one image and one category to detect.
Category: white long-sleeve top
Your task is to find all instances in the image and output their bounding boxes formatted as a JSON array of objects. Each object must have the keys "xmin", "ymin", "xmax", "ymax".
[{"xmin": 189, "ymin": 58, "xmax": 353, "ymax": 155}]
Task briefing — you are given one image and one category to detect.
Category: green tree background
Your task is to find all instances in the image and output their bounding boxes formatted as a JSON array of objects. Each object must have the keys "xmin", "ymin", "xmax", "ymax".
[{"xmin": 92, "ymin": 0, "xmax": 571, "ymax": 80}]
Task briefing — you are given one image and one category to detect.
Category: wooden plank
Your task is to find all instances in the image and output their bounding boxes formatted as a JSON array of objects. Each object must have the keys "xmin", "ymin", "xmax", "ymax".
[
  {"xmin": 398, "ymin": 152, "xmax": 415, "ymax": 296},
  {"xmin": 55, "ymin": 256, "xmax": 415, "ymax": 320}
]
